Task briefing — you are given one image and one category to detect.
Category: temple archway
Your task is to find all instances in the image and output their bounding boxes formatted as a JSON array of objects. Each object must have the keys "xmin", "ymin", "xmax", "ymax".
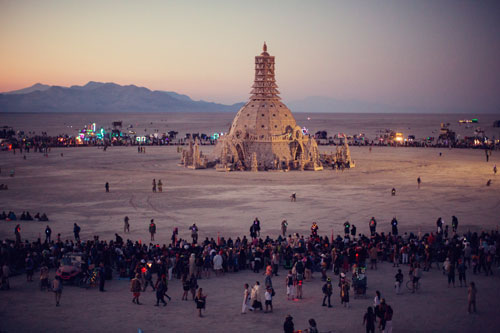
[
  {"xmin": 293, "ymin": 141, "xmax": 303, "ymax": 160},
  {"xmin": 235, "ymin": 144, "xmax": 245, "ymax": 162}
]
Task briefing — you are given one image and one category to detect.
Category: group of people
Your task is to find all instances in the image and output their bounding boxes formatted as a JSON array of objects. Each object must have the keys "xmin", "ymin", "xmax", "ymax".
[
  {"xmin": 1, "ymin": 211, "xmax": 49, "ymax": 222},
  {"xmin": 0, "ymin": 215, "xmax": 498, "ymax": 331},
  {"xmin": 152, "ymin": 179, "xmax": 163, "ymax": 193}
]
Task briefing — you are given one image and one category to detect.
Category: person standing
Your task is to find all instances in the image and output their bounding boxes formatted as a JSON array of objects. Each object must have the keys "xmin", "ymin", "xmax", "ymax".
[
  {"xmin": 447, "ymin": 260, "xmax": 456, "ymax": 288},
  {"xmin": 384, "ymin": 303, "xmax": 394, "ymax": 333},
  {"xmin": 458, "ymin": 259, "xmax": 467, "ymax": 287},
  {"xmin": 242, "ymin": 283, "xmax": 252, "ymax": 314},
  {"xmin": 417, "ymin": 176, "xmax": 421, "ymax": 188},
  {"xmin": 341, "ymin": 280, "xmax": 350, "ymax": 308},
  {"xmin": 281, "ymin": 220, "xmax": 288, "ymax": 237},
  {"xmin": 264, "ymin": 287, "xmax": 273, "ymax": 313},
  {"xmin": 105, "ymin": 182, "xmax": 109, "ymax": 192},
  {"xmin": 1, "ymin": 263, "xmax": 10, "ymax": 290},
  {"xmin": 213, "ymin": 251, "xmax": 223, "ymax": 276},
  {"xmin": 124, "ymin": 216, "xmax": 130, "ymax": 233},
  {"xmin": 14, "ymin": 224, "xmax": 21, "ymax": 243},
  {"xmin": 45, "ymin": 225, "xmax": 52, "ymax": 243},
  {"xmin": 149, "ymin": 219, "xmax": 156, "ymax": 241},
  {"xmin": 374, "ymin": 291, "xmax": 381, "ymax": 320},
  {"xmin": 363, "ymin": 307, "xmax": 376, "ymax": 333},
  {"xmin": 131, "ymin": 273, "xmax": 142, "ymax": 305},
  {"xmin": 158, "ymin": 179, "xmax": 163, "ymax": 192},
  {"xmin": 283, "ymin": 315, "xmax": 294, "ymax": 333},
  {"xmin": 98, "ymin": 262, "xmax": 106, "ymax": 292},
  {"xmin": 322, "ymin": 277, "xmax": 333, "ymax": 307},
  {"xmin": 25, "ymin": 254, "xmax": 34, "ymax": 282},
  {"xmin": 395, "ymin": 269, "xmax": 403, "ymax": 295},
  {"xmin": 73, "ymin": 223, "xmax": 81, "ymax": 241},
  {"xmin": 344, "ymin": 221, "xmax": 350, "ymax": 235},
  {"xmin": 350, "ymin": 224, "xmax": 357, "ymax": 239},
  {"xmin": 391, "ymin": 217, "xmax": 398, "ymax": 236},
  {"xmin": 52, "ymin": 275, "xmax": 63, "ymax": 306},
  {"xmin": 195, "ymin": 288, "xmax": 207, "ymax": 317},
  {"xmin": 369, "ymin": 217, "xmax": 377, "ymax": 235},
  {"xmin": 190, "ymin": 223, "xmax": 199, "ymax": 244},
  {"xmin": 155, "ymin": 275, "xmax": 168, "ymax": 306},
  {"xmin": 369, "ymin": 246, "xmax": 378, "ymax": 270},
  {"xmin": 468, "ymin": 282, "xmax": 477, "ymax": 314},
  {"xmin": 452, "ymin": 216, "xmax": 459, "ymax": 233},
  {"xmin": 272, "ymin": 251, "xmax": 279, "ymax": 276},
  {"xmin": 152, "ymin": 179, "xmax": 157, "ymax": 192},
  {"xmin": 189, "ymin": 274, "xmax": 198, "ymax": 300},
  {"xmin": 494, "ymin": 165, "xmax": 497, "ymax": 175},
  {"xmin": 40, "ymin": 264, "xmax": 49, "ymax": 291},
  {"xmin": 251, "ymin": 281, "xmax": 263, "ymax": 311},
  {"xmin": 286, "ymin": 270, "xmax": 295, "ymax": 300}
]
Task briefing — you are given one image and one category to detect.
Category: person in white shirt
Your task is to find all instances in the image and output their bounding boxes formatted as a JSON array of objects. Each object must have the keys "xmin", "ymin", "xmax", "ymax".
[
  {"xmin": 264, "ymin": 287, "xmax": 273, "ymax": 313},
  {"xmin": 213, "ymin": 252, "xmax": 223, "ymax": 276},
  {"xmin": 241, "ymin": 283, "xmax": 253, "ymax": 314},
  {"xmin": 250, "ymin": 281, "xmax": 263, "ymax": 311}
]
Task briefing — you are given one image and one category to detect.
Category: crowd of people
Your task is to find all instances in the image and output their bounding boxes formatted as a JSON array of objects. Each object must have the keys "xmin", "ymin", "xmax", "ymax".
[
  {"xmin": 0, "ymin": 211, "xmax": 49, "ymax": 222},
  {"xmin": 0, "ymin": 216, "xmax": 498, "ymax": 331}
]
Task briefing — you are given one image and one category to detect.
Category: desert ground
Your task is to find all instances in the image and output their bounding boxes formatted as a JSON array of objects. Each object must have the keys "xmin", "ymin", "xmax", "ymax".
[{"xmin": 0, "ymin": 145, "xmax": 499, "ymax": 332}]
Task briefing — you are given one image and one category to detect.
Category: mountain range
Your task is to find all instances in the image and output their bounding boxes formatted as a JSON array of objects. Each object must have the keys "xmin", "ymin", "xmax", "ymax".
[
  {"xmin": 1, "ymin": 82, "xmax": 493, "ymax": 113},
  {"xmin": 0, "ymin": 82, "xmax": 244, "ymax": 113}
]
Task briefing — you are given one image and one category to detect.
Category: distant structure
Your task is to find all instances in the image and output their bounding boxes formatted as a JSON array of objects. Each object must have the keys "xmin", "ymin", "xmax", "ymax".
[
  {"xmin": 179, "ymin": 138, "xmax": 208, "ymax": 169},
  {"xmin": 214, "ymin": 43, "xmax": 323, "ymax": 171}
]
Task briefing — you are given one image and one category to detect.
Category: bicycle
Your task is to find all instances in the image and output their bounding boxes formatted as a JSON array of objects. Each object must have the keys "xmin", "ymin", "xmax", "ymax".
[
  {"xmin": 77, "ymin": 268, "xmax": 98, "ymax": 289},
  {"xmin": 406, "ymin": 279, "xmax": 421, "ymax": 293}
]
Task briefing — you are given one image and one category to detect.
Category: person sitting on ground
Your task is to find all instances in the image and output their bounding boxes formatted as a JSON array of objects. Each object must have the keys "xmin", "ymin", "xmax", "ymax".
[
  {"xmin": 40, "ymin": 213, "xmax": 49, "ymax": 221},
  {"xmin": 0, "ymin": 211, "xmax": 6, "ymax": 220},
  {"xmin": 26, "ymin": 211, "xmax": 33, "ymax": 221}
]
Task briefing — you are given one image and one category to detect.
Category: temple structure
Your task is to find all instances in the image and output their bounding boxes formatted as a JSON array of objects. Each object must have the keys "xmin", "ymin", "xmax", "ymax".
[
  {"xmin": 215, "ymin": 43, "xmax": 323, "ymax": 171},
  {"xmin": 179, "ymin": 138, "xmax": 208, "ymax": 169}
]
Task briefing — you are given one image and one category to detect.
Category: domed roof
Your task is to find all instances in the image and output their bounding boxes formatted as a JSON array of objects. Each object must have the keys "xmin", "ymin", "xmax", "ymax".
[{"xmin": 229, "ymin": 100, "xmax": 297, "ymax": 139}]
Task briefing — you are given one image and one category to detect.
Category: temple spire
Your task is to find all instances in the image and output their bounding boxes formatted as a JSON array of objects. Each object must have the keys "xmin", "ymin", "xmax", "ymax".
[{"xmin": 251, "ymin": 43, "xmax": 280, "ymax": 100}]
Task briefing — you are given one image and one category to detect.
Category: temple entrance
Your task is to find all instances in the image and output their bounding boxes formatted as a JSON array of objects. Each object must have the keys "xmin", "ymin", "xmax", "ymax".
[
  {"xmin": 235, "ymin": 144, "xmax": 245, "ymax": 162},
  {"xmin": 293, "ymin": 141, "xmax": 303, "ymax": 160}
]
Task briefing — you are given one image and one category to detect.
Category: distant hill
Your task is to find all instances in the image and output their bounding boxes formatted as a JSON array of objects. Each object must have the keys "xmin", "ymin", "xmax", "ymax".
[
  {"xmin": 5, "ymin": 83, "xmax": 51, "ymax": 95},
  {"xmin": 0, "ymin": 82, "xmax": 244, "ymax": 113}
]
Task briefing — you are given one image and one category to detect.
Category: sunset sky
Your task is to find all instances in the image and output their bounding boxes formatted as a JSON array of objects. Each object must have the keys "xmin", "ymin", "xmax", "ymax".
[{"xmin": 1, "ymin": 0, "xmax": 499, "ymax": 111}]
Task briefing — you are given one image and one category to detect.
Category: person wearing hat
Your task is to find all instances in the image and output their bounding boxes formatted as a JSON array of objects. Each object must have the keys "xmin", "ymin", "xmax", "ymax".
[{"xmin": 322, "ymin": 277, "xmax": 333, "ymax": 307}]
